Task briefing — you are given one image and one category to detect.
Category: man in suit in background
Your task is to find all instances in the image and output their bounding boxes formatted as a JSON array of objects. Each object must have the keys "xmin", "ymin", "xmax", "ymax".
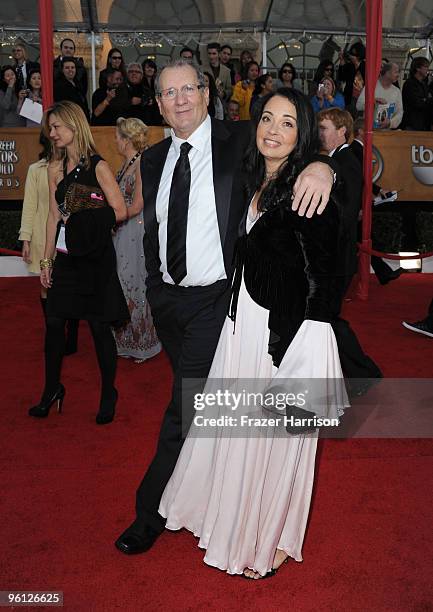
[
  {"xmin": 351, "ymin": 118, "xmax": 402, "ymax": 286},
  {"xmin": 318, "ymin": 107, "xmax": 382, "ymax": 381},
  {"xmin": 53, "ymin": 38, "xmax": 88, "ymax": 97},
  {"xmin": 115, "ymin": 60, "xmax": 338, "ymax": 556},
  {"xmin": 12, "ymin": 43, "xmax": 39, "ymax": 91}
]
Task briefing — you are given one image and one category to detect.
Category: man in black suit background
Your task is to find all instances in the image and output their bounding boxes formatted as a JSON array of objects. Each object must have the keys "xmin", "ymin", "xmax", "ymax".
[
  {"xmin": 53, "ymin": 38, "xmax": 88, "ymax": 97},
  {"xmin": 115, "ymin": 61, "xmax": 338, "ymax": 555},
  {"xmin": 318, "ymin": 107, "xmax": 382, "ymax": 380},
  {"xmin": 351, "ymin": 119, "xmax": 402, "ymax": 285},
  {"xmin": 12, "ymin": 43, "xmax": 39, "ymax": 91}
]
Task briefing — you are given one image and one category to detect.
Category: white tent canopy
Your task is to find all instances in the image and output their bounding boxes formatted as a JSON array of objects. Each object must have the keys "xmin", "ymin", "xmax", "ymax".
[{"xmin": 1, "ymin": 0, "xmax": 432, "ymax": 36}]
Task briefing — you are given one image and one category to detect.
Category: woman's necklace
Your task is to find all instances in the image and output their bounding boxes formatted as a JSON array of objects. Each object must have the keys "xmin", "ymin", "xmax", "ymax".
[
  {"xmin": 264, "ymin": 169, "xmax": 278, "ymax": 183},
  {"xmin": 117, "ymin": 151, "xmax": 140, "ymax": 184}
]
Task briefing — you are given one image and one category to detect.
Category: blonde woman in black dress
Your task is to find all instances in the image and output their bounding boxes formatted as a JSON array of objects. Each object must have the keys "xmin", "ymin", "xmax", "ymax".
[{"xmin": 29, "ymin": 101, "xmax": 128, "ymax": 424}]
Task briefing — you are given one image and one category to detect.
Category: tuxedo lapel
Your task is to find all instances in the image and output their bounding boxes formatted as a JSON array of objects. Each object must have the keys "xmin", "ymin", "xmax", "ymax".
[
  {"xmin": 141, "ymin": 137, "xmax": 171, "ymax": 252},
  {"xmin": 211, "ymin": 119, "xmax": 234, "ymax": 245}
]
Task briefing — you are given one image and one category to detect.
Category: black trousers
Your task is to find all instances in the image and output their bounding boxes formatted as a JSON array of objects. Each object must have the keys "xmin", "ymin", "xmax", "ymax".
[
  {"xmin": 134, "ymin": 280, "xmax": 230, "ymax": 534},
  {"xmin": 43, "ymin": 316, "xmax": 117, "ymax": 405},
  {"xmin": 371, "ymin": 256, "xmax": 394, "ymax": 281},
  {"xmin": 330, "ymin": 275, "xmax": 382, "ymax": 379}
]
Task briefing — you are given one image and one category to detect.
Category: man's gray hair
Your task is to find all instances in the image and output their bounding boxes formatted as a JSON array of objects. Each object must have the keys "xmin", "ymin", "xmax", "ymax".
[
  {"xmin": 155, "ymin": 58, "xmax": 206, "ymax": 94},
  {"xmin": 127, "ymin": 62, "xmax": 143, "ymax": 73}
]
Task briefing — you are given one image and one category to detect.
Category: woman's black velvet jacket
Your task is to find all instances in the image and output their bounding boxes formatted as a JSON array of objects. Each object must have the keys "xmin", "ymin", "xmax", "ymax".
[{"xmin": 230, "ymin": 193, "xmax": 342, "ymax": 367}]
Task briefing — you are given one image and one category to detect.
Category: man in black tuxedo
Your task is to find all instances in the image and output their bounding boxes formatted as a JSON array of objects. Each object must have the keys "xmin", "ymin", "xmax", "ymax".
[
  {"xmin": 351, "ymin": 120, "xmax": 402, "ymax": 285},
  {"xmin": 318, "ymin": 108, "xmax": 382, "ymax": 380},
  {"xmin": 115, "ymin": 60, "xmax": 337, "ymax": 555},
  {"xmin": 12, "ymin": 43, "xmax": 39, "ymax": 91}
]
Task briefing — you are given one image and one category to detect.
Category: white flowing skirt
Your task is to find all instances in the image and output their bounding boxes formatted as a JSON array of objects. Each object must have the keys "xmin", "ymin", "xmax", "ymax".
[{"xmin": 159, "ymin": 276, "xmax": 344, "ymax": 576}]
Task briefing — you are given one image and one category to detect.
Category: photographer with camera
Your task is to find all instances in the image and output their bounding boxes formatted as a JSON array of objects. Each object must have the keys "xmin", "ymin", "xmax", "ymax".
[
  {"xmin": 16, "ymin": 68, "xmax": 43, "ymax": 126},
  {"xmin": 91, "ymin": 69, "xmax": 129, "ymax": 126},
  {"xmin": 311, "ymin": 76, "xmax": 345, "ymax": 113}
]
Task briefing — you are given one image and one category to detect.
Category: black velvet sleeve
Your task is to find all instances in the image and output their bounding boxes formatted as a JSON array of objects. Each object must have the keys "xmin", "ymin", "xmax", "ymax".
[{"xmin": 294, "ymin": 195, "xmax": 341, "ymax": 322}]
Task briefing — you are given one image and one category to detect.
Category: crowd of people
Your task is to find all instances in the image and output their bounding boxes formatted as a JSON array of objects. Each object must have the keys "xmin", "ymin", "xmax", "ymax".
[
  {"xmin": 2, "ymin": 39, "xmax": 432, "ymax": 129},
  {"xmin": 10, "ymin": 38, "xmax": 433, "ymax": 581}
]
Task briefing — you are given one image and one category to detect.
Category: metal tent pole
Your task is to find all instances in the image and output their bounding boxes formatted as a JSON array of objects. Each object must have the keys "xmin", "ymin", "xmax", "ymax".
[{"xmin": 91, "ymin": 31, "xmax": 96, "ymax": 93}]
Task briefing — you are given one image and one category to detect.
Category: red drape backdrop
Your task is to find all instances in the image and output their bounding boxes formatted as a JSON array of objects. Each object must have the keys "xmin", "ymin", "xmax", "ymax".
[
  {"xmin": 38, "ymin": 0, "xmax": 54, "ymax": 109},
  {"xmin": 357, "ymin": 0, "xmax": 383, "ymax": 299}
]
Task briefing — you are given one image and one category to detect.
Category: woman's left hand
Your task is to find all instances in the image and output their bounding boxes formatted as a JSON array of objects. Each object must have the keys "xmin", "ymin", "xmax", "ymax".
[
  {"xmin": 292, "ymin": 162, "xmax": 334, "ymax": 218},
  {"xmin": 22, "ymin": 240, "xmax": 31, "ymax": 264}
]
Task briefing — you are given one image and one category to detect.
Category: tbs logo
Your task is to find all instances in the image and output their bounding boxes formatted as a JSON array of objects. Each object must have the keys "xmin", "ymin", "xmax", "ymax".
[{"xmin": 411, "ymin": 145, "xmax": 433, "ymax": 185}]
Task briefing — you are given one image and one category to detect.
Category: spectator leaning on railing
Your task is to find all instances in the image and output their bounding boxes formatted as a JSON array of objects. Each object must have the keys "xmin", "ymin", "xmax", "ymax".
[
  {"xmin": 12, "ymin": 43, "xmax": 39, "ymax": 91},
  {"xmin": 16, "ymin": 68, "xmax": 43, "ymax": 127},
  {"xmin": 54, "ymin": 57, "xmax": 90, "ymax": 121},
  {"xmin": 91, "ymin": 69, "xmax": 129, "ymax": 126},
  {"xmin": 99, "ymin": 48, "xmax": 126, "ymax": 89},
  {"xmin": 356, "ymin": 62, "xmax": 403, "ymax": 129},
  {"xmin": 0, "ymin": 65, "xmax": 26, "ymax": 127}
]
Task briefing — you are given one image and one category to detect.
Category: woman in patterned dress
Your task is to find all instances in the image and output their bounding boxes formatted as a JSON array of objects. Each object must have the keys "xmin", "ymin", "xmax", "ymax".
[{"xmin": 113, "ymin": 117, "xmax": 161, "ymax": 362}]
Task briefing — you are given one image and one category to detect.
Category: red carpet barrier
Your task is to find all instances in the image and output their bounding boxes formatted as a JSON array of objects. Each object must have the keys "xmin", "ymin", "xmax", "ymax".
[
  {"xmin": 358, "ymin": 244, "xmax": 433, "ymax": 260},
  {"xmin": 0, "ymin": 247, "xmax": 21, "ymax": 256}
]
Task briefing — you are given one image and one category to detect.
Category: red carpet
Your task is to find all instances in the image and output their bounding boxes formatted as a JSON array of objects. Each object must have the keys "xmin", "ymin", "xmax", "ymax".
[{"xmin": 1, "ymin": 274, "xmax": 432, "ymax": 611}]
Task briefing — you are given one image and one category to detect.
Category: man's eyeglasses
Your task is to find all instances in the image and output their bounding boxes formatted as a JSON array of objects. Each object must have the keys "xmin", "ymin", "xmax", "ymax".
[
  {"xmin": 282, "ymin": 69, "xmax": 293, "ymax": 74},
  {"xmin": 157, "ymin": 83, "xmax": 204, "ymax": 100},
  {"xmin": 128, "ymin": 70, "xmax": 142, "ymax": 74}
]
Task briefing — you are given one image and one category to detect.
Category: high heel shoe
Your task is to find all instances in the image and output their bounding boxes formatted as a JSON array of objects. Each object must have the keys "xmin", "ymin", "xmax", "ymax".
[
  {"xmin": 96, "ymin": 389, "xmax": 118, "ymax": 425},
  {"xmin": 28, "ymin": 384, "xmax": 66, "ymax": 418},
  {"xmin": 242, "ymin": 556, "xmax": 289, "ymax": 580}
]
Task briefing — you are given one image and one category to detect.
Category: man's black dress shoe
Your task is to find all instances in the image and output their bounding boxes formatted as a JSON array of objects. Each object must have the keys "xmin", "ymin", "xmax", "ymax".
[{"xmin": 115, "ymin": 525, "xmax": 160, "ymax": 555}]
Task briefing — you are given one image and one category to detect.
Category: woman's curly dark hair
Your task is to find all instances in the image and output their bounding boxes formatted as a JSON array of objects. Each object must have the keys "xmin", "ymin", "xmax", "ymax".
[{"xmin": 244, "ymin": 87, "xmax": 320, "ymax": 212}]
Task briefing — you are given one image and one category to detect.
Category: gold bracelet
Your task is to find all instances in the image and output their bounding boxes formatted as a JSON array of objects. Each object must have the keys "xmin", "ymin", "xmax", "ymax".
[{"xmin": 40, "ymin": 258, "xmax": 53, "ymax": 270}]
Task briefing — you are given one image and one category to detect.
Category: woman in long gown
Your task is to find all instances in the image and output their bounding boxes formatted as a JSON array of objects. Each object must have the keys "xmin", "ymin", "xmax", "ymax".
[
  {"xmin": 159, "ymin": 88, "xmax": 347, "ymax": 578},
  {"xmin": 112, "ymin": 117, "xmax": 160, "ymax": 362}
]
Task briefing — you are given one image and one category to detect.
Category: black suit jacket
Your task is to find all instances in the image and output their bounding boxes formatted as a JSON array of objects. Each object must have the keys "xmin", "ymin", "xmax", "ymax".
[
  {"xmin": 54, "ymin": 75, "xmax": 90, "ymax": 120},
  {"xmin": 141, "ymin": 118, "xmax": 252, "ymax": 291},
  {"xmin": 332, "ymin": 145, "xmax": 362, "ymax": 276},
  {"xmin": 349, "ymin": 139, "xmax": 380, "ymax": 196},
  {"xmin": 401, "ymin": 77, "xmax": 433, "ymax": 131},
  {"xmin": 53, "ymin": 56, "xmax": 88, "ymax": 96},
  {"xmin": 15, "ymin": 61, "xmax": 40, "ymax": 89}
]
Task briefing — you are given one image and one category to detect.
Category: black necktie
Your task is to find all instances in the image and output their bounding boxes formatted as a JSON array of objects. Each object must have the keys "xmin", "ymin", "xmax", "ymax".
[
  {"xmin": 167, "ymin": 142, "xmax": 192, "ymax": 284},
  {"xmin": 16, "ymin": 64, "xmax": 24, "ymax": 90}
]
